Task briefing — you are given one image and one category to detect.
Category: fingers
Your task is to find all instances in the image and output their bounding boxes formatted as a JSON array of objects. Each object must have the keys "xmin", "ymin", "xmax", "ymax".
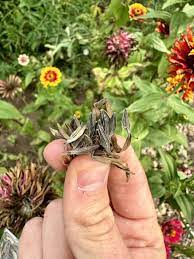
[
  {"xmin": 19, "ymin": 217, "xmax": 43, "ymax": 259},
  {"xmin": 42, "ymin": 199, "xmax": 73, "ymax": 259},
  {"xmin": 108, "ymin": 136, "xmax": 156, "ymax": 219},
  {"xmin": 63, "ymin": 155, "xmax": 129, "ymax": 259},
  {"xmin": 43, "ymin": 139, "xmax": 67, "ymax": 171}
]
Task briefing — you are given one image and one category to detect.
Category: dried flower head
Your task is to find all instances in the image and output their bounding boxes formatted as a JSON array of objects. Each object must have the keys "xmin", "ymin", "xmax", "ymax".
[
  {"xmin": 0, "ymin": 75, "xmax": 22, "ymax": 99},
  {"xmin": 129, "ymin": 3, "xmax": 147, "ymax": 20},
  {"xmin": 40, "ymin": 66, "xmax": 62, "ymax": 88},
  {"xmin": 105, "ymin": 30, "xmax": 137, "ymax": 68},
  {"xmin": 166, "ymin": 27, "xmax": 194, "ymax": 101},
  {"xmin": 162, "ymin": 219, "xmax": 184, "ymax": 244},
  {"xmin": 0, "ymin": 163, "xmax": 56, "ymax": 233},
  {"xmin": 18, "ymin": 54, "xmax": 30, "ymax": 66},
  {"xmin": 51, "ymin": 99, "xmax": 131, "ymax": 179}
]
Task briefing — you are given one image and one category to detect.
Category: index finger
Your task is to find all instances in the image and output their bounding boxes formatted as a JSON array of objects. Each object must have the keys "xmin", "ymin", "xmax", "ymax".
[{"xmin": 108, "ymin": 136, "xmax": 156, "ymax": 220}]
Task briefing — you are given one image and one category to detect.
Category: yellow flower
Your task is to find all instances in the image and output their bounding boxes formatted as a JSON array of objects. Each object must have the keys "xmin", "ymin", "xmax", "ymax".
[
  {"xmin": 129, "ymin": 3, "xmax": 147, "ymax": 19},
  {"xmin": 40, "ymin": 67, "xmax": 62, "ymax": 88},
  {"xmin": 74, "ymin": 111, "xmax": 81, "ymax": 119}
]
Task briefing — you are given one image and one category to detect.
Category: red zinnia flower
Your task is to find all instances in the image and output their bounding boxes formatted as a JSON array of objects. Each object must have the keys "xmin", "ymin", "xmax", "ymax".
[
  {"xmin": 166, "ymin": 27, "xmax": 194, "ymax": 101},
  {"xmin": 155, "ymin": 20, "xmax": 169, "ymax": 37},
  {"xmin": 162, "ymin": 219, "xmax": 184, "ymax": 244}
]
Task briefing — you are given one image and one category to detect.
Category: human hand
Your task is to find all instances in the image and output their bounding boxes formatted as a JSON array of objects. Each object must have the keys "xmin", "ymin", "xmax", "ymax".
[{"xmin": 19, "ymin": 136, "xmax": 166, "ymax": 259}]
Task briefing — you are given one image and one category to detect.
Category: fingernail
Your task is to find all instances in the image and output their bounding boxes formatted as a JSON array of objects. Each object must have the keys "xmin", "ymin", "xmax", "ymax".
[{"xmin": 77, "ymin": 165, "xmax": 109, "ymax": 192}]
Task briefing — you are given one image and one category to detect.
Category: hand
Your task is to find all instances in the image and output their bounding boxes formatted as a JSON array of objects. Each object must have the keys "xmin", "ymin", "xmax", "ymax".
[{"xmin": 19, "ymin": 136, "xmax": 166, "ymax": 259}]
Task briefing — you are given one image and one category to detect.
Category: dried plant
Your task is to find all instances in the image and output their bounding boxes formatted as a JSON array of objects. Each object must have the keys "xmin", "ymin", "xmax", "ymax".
[
  {"xmin": 0, "ymin": 75, "xmax": 22, "ymax": 99},
  {"xmin": 0, "ymin": 163, "xmax": 56, "ymax": 233},
  {"xmin": 51, "ymin": 98, "xmax": 131, "ymax": 179}
]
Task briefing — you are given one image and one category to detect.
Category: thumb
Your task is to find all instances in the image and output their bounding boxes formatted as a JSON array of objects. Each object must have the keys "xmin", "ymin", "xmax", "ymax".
[{"xmin": 63, "ymin": 155, "xmax": 128, "ymax": 259}]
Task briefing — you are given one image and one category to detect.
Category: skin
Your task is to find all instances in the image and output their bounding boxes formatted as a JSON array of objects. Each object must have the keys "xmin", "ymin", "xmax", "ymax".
[{"xmin": 19, "ymin": 136, "xmax": 166, "ymax": 259}]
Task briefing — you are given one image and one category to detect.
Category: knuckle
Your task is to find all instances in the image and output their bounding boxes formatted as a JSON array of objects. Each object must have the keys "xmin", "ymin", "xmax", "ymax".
[
  {"xmin": 74, "ymin": 203, "xmax": 115, "ymax": 238},
  {"xmin": 44, "ymin": 198, "xmax": 63, "ymax": 218},
  {"xmin": 22, "ymin": 217, "xmax": 42, "ymax": 235}
]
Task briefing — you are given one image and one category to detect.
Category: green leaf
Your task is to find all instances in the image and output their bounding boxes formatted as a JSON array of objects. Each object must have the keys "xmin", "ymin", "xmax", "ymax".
[
  {"xmin": 182, "ymin": 4, "xmax": 194, "ymax": 17},
  {"xmin": 133, "ymin": 76, "xmax": 161, "ymax": 94},
  {"xmin": 159, "ymin": 149, "xmax": 176, "ymax": 180},
  {"xmin": 142, "ymin": 9, "xmax": 171, "ymax": 21},
  {"xmin": 127, "ymin": 93, "xmax": 164, "ymax": 113},
  {"xmin": 0, "ymin": 100, "xmax": 23, "ymax": 120},
  {"xmin": 150, "ymin": 35, "xmax": 170, "ymax": 53},
  {"xmin": 149, "ymin": 182, "xmax": 166, "ymax": 198},
  {"xmin": 24, "ymin": 71, "xmax": 35, "ymax": 88},
  {"xmin": 0, "ymin": 167, "xmax": 7, "ymax": 175},
  {"xmin": 31, "ymin": 130, "xmax": 51, "ymax": 145},
  {"xmin": 167, "ymin": 95, "xmax": 194, "ymax": 123},
  {"xmin": 175, "ymin": 194, "xmax": 194, "ymax": 224},
  {"xmin": 162, "ymin": 0, "xmax": 187, "ymax": 9},
  {"xmin": 174, "ymin": 244, "xmax": 194, "ymax": 257},
  {"xmin": 149, "ymin": 175, "xmax": 163, "ymax": 184},
  {"xmin": 158, "ymin": 55, "xmax": 169, "ymax": 77},
  {"xmin": 163, "ymin": 125, "xmax": 188, "ymax": 147},
  {"xmin": 118, "ymin": 63, "xmax": 143, "ymax": 79},
  {"xmin": 170, "ymin": 12, "xmax": 188, "ymax": 37},
  {"xmin": 109, "ymin": 0, "xmax": 128, "ymax": 26},
  {"xmin": 148, "ymin": 129, "xmax": 172, "ymax": 147}
]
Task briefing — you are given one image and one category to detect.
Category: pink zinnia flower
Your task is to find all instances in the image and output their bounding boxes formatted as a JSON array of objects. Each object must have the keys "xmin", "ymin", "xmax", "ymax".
[
  {"xmin": 105, "ymin": 30, "xmax": 137, "ymax": 68},
  {"xmin": 18, "ymin": 54, "xmax": 30, "ymax": 66},
  {"xmin": 162, "ymin": 219, "xmax": 184, "ymax": 244}
]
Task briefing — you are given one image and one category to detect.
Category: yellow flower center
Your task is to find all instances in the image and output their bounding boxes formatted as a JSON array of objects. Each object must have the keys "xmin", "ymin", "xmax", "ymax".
[
  {"xmin": 45, "ymin": 71, "xmax": 57, "ymax": 82},
  {"xmin": 135, "ymin": 9, "xmax": 142, "ymax": 15},
  {"xmin": 40, "ymin": 66, "xmax": 62, "ymax": 88},
  {"xmin": 170, "ymin": 230, "xmax": 176, "ymax": 237}
]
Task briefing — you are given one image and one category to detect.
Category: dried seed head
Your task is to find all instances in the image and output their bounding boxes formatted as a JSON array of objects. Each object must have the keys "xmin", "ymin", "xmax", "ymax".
[
  {"xmin": 0, "ymin": 163, "xmax": 56, "ymax": 233},
  {"xmin": 0, "ymin": 75, "xmax": 22, "ymax": 99},
  {"xmin": 105, "ymin": 30, "xmax": 137, "ymax": 68},
  {"xmin": 51, "ymin": 98, "xmax": 132, "ymax": 180}
]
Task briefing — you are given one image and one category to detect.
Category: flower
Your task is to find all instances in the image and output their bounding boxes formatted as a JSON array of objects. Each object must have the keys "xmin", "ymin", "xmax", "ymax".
[
  {"xmin": 162, "ymin": 219, "xmax": 184, "ymax": 244},
  {"xmin": 18, "ymin": 54, "xmax": 30, "ymax": 66},
  {"xmin": 40, "ymin": 66, "xmax": 62, "ymax": 88},
  {"xmin": 105, "ymin": 30, "xmax": 137, "ymax": 68},
  {"xmin": 165, "ymin": 243, "xmax": 172, "ymax": 259},
  {"xmin": 155, "ymin": 20, "xmax": 169, "ymax": 37},
  {"xmin": 83, "ymin": 49, "xmax": 89, "ymax": 56},
  {"xmin": 129, "ymin": 3, "xmax": 147, "ymax": 20},
  {"xmin": 0, "ymin": 163, "xmax": 56, "ymax": 233},
  {"xmin": 0, "ymin": 75, "xmax": 22, "ymax": 99},
  {"xmin": 166, "ymin": 27, "xmax": 194, "ymax": 101},
  {"xmin": 74, "ymin": 110, "xmax": 81, "ymax": 119}
]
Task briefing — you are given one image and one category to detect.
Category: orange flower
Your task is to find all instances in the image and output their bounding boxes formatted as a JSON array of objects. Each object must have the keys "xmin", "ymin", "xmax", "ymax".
[
  {"xmin": 166, "ymin": 27, "xmax": 194, "ymax": 101},
  {"xmin": 129, "ymin": 3, "xmax": 147, "ymax": 20}
]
